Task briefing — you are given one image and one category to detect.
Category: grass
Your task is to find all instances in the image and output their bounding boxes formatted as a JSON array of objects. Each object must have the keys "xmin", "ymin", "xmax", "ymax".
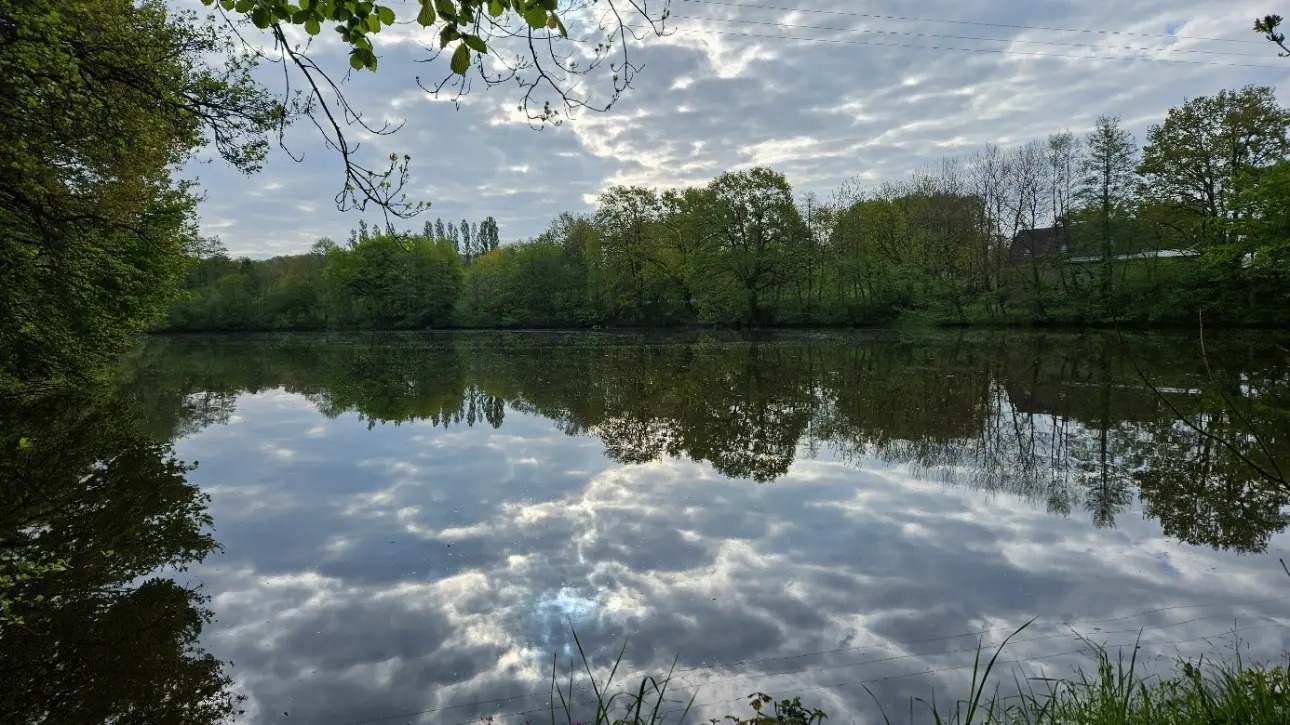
[{"xmin": 535, "ymin": 625, "xmax": 1290, "ymax": 725}]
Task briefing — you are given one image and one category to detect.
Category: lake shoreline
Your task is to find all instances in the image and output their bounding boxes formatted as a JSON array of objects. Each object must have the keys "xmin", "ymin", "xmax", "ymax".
[{"xmin": 144, "ymin": 317, "xmax": 1290, "ymax": 337}]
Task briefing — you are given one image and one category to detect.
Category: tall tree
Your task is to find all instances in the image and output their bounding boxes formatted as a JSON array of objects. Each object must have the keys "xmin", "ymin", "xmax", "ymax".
[
  {"xmin": 1009, "ymin": 140, "xmax": 1055, "ymax": 316},
  {"xmin": 0, "ymin": 0, "xmax": 278, "ymax": 391},
  {"xmin": 1048, "ymin": 131, "xmax": 1080, "ymax": 233},
  {"xmin": 702, "ymin": 168, "xmax": 807, "ymax": 324},
  {"xmin": 595, "ymin": 186, "xmax": 664, "ymax": 322},
  {"xmin": 1078, "ymin": 116, "xmax": 1139, "ymax": 303},
  {"xmin": 1138, "ymin": 86, "xmax": 1290, "ymax": 250},
  {"xmin": 461, "ymin": 218, "xmax": 474, "ymax": 261},
  {"xmin": 0, "ymin": 391, "xmax": 239, "ymax": 723},
  {"xmin": 480, "ymin": 217, "xmax": 501, "ymax": 253}
]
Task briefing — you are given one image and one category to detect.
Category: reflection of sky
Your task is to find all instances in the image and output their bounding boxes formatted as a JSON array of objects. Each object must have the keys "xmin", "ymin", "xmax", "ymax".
[{"xmin": 177, "ymin": 390, "xmax": 1290, "ymax": 725}]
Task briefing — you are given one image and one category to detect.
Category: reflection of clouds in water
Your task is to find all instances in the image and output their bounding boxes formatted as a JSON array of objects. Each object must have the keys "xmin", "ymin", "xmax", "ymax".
[{"xmin": 179, "ymin": 392, "xmax": 1290, "ymax": 725}]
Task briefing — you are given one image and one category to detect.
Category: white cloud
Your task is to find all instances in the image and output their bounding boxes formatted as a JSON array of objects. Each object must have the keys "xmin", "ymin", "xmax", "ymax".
[{"xmin": 187, "ymin": 2, "xmax": 1290, "ymax": 257}]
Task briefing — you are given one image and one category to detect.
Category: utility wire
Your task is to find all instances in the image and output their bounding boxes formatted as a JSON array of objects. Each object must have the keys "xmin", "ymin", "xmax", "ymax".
[
  {"xmin": 664, "ymin": 26, "xmax": 1285, "ymax": 70},
  {"xmin": 676, "ymin": 0, "xmax": 1268, "ymax": 45},
  {"xmin": 671, "ymin": 14, "xmax": 1272, "ymax": 58}
]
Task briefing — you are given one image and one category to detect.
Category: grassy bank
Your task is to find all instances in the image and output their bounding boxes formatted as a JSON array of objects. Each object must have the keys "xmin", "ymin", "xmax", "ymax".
[{"xmin": 543, "ymin": 634, "xmax": 1290, "ymax": 724}]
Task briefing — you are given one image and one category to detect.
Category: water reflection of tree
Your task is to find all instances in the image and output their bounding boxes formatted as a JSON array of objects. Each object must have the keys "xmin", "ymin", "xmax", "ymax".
[
  {"xmin": 0, "ymin": 393, "xmax": 239, "ymax": 724},
  {"xmin": 123, "ymin": 332, "xmax": 1290, "ymax": 553}
]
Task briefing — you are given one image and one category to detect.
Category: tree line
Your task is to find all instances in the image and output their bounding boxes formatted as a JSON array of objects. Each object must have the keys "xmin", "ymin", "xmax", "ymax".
[
  {"xmin": 128, "ymin": 331, "xmax": 1290, "ymax": 553},
  {"xmin": 160, "ymin": 85, "xmax": 1290, "ymax": 333}
]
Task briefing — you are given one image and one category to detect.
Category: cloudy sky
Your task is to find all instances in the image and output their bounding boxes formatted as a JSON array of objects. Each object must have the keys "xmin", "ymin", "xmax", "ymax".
[{"xmin": 185, "ymin": 0, "xmax": 1290, "ymax": 258}]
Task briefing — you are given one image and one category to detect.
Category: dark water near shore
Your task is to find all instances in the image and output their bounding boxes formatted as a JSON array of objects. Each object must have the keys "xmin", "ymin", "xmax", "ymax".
[{"xmin": 5, "ymin": 330, "xmax": 1290, "ymax": 724}]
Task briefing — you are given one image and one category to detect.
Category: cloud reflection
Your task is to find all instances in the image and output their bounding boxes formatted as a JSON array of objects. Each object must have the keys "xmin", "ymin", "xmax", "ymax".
[{"xmin": 133, "ymin": 332, "xmax": 1290, "ymax": 724}]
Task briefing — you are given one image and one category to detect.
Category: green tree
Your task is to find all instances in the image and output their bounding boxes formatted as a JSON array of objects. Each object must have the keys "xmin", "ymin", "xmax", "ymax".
[
  {"xmin": 1138, "ymin": 86, "xmax": 1290, "ymax": 250},
  {"xmin": 323, "ymin": 233, "xmax": 462, "ymax": 328},
  {"xmin": 0, "ymin": 0, "xmax": 278, "ymax": 390},
  {"xmin": 0, "ymin": 392, "xmax": 238, "ymax": 724},
  {"xmin": 480, "ymin": 216, "xmax": 501, "ymax": 253},
  {"xmin": 461, "ymin": 217, "xmax": 475, "ymax": 261},
  {"xmin": 1077, "ymin": 115, "xmax": 1139, "ymax": 304},
  {"xmin": 595, "ymin": 186, "xmax": 667, "ymax": 323},
  {"xmin": 700, "ymin": 168, "xmax": 808, "ymax": 324}
]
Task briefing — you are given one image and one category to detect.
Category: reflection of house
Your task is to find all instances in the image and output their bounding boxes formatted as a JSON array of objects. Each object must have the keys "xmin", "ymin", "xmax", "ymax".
[
  {"xmin": 1009, "ymin": 227, "xmax": 1199, "ymax": 265},
  {"xmin": 1005, "ymin": 380, "xmax": 1200, "ymax": 425}
]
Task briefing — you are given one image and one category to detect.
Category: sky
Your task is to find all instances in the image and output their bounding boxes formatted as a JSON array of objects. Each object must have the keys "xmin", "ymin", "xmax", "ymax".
[{"xmin": 184, "ymin": 0, "xmax": 1290, "ymax": 258}]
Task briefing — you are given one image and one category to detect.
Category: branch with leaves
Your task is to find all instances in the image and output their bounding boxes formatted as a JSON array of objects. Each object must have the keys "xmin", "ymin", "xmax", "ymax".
[
  {"xmin": 1255, "ymin": 14, "xmax": 1290, "ymax": 56},
  {"xmin": 202, "ymin": 0, "xmax": 671, "ymax": 219}
]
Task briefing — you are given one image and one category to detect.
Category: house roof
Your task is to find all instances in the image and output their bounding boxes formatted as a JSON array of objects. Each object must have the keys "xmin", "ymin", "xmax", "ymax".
[{"xmin": 1009, "ymin": 227, "xmax": 1072, "ymax": 262}]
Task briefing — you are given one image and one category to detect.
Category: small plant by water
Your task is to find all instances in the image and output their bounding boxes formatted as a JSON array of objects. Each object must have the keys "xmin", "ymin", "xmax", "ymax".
[{"xmin": 541, "ymin": 625, "xmax": 1290, "ymax": 725}]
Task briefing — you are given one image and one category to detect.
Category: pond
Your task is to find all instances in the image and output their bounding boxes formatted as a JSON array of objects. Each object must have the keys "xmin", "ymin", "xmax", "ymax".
[{"xmin": 5, "ymin": 330, "xmax": 1290, "ymax": 724}]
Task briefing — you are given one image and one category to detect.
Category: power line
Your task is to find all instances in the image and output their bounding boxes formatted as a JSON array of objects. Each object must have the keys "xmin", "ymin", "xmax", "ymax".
[
  {"xmin": 665, "ymin": 26, "xmax": 1286, "ymax": 70},
  {"xmin": 676, "ymin": 0, "xmax": 1269, "ymax": 46},
  {"xmin": 671, "ymin": 14, "xmax": 1272, "ymax": 59}
]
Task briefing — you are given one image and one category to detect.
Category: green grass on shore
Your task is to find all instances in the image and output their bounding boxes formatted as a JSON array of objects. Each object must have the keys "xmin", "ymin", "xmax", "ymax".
[{"xmin": 540, "ymin": 629, "xmax": 1290, "ymax": 724}]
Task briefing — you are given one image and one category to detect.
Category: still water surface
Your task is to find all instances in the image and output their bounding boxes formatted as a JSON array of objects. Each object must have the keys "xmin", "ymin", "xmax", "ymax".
[{"xmin": 5, "ymin": 331, "xmax": 1290, "ymax": 724}]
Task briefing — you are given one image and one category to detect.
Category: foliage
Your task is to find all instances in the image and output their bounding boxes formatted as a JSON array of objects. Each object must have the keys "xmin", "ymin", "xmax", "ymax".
[
  {"xmin": 514, "ymin": 624, "xmax": 1289, "ymax": 725},
  {"xmin": 1139, "ymin": 86, "xmax": 1290, "ymax": 246},
  {"xmin": 713, "ymin": 695, "xmax": 828, "ymax": 724},
  {"xmin": 926, "ymin": 643, "xmax": 1290, "ymax": 724},
  {"xmin": 0, "ymin": 391, "xmax": 237, "ymax": 723},
  {"xmin": 0, "ymin": 0, "xmax": 278, "ymax": 392},
  {"xmin": 160, "ymin": 85, "xmax": 1290, "ymax": 332},
  {"xmin": 199, "ymin": 0, "xmax": 669, "ymax": 215},
  {"xmin": 323, "ymin": 232, "xmax": 463, "ymax": 328},
  {"xmin": 208, "ymin": 0, "xmax": 574, "ymax": 73},
  {"xmin": 0, "ymin": 542, "xmax": 66, "ymax": 626},
  {"xmin": 129, "ymin": 331, "xmax": 1290, "ymax": 550},
  {"xmin": 1256, "ymin": 14, "xmax": 1290, "ymax": 56},
  {"xmin": 1078, "ymin": 116, "xmax": 1139, "ymax": 303}
]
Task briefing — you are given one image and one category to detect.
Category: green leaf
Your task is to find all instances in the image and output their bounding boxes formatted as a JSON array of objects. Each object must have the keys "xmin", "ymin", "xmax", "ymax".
[
  {"xmin": 350, "ymin": 52, "xmax": 365, "ymax": 70},
  {"xmin": 523, "ymin": 6, "xmax": 546, "ymax": 28},
  {"xmin": 376, "ymin": 5, "xmax": 394, "ymax": 24},
  {"xmin": 416, "ymin": 2, "xmax": 435, "ymax": 25},
  {"xmin": 487, "ymin": 0, "xmax": 503, "ymax": 17},
  {"xmin": 234, "ymin": 0, "xmax": 253, "ymax": 11},
  {"xmin": 366, "ymin": 13, "xmax": 380, "ymax": 31},
  {"xmin": 450, "ymin": 42, "xmax": 471, "ymax": 74},
  {"xmin": 305, "ymin": 17, "xmax": 321, "ymax": 34},
  {"xmin": 546, "ymin": 13, "xmax": 556, "ymax": 29},
  {"xmin": 220, "ymin": 0, "xmax": 235, "ymax": 9},
  {"xmin": 251, "ymin": 6, "xmax": 272, "ymax": 27},
  {"xmin": 463, "ymin": 34, "xmax": 487, "ymax": 53},
  {"xmin": 434, "ymin": 0, "xmax": 456, "ymax": 19}
]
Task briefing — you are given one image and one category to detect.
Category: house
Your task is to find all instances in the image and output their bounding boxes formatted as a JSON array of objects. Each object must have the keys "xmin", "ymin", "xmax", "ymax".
[
  {"xmin": 1009, "ymin": 227, "xmax": 1074, "ymax": 263},
  {"xmin": 1009, "ymin": 227, "xmax": 1199, "ymax": 265}
]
